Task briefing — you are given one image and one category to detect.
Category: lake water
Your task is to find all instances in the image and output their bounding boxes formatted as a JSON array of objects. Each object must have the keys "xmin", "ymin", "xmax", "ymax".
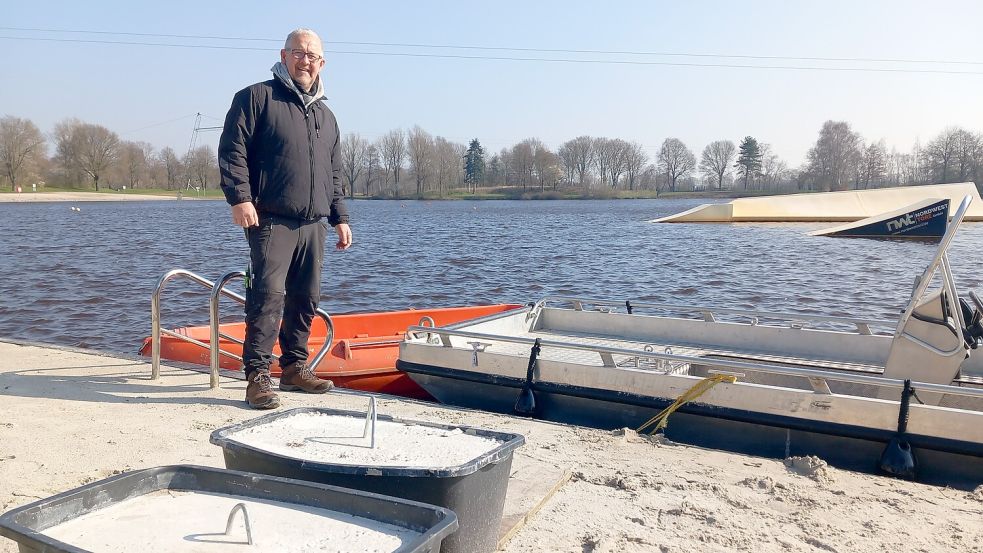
[{"xmin": 1, "ymin": 198, "xmax": 981, "ymax": 354}]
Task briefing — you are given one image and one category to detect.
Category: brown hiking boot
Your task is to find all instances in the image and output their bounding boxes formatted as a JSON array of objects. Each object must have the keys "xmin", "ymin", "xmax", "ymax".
[
  {"xmin": 245, "ymin": 370, "xmax": 280, "ymax": 409},
  {"xmin": 279, "ymin": 362, "xmax": 334, "ymax": 393}
]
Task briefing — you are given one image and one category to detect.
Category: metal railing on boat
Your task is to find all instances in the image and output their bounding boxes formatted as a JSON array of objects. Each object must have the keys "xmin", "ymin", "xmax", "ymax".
[
  {"xmin": 150, "ymin": 269, "xmax": 334, "ymax": 389},
  {"xmin": 533, "ymin": 297, "xmax": 897, "ymax": 335},
  {"xmin": 405, "ymin": 325, "xmax": 983, "ymax": 400}
]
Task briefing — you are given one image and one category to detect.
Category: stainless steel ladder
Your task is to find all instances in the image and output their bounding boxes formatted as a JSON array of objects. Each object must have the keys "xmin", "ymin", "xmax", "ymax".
[{"xmin": 150, "ymin": 269, "xmax": 334, "ymax": 389}]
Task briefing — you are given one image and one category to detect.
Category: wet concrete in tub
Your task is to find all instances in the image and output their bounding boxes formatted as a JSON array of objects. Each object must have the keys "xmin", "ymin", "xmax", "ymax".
[
  {"xmin": 43, "ymin": 490, "xmax": 418, "ymax": 553},
  {"xmin": 227, "ymin": 412, "xmax": 505, "ymax": 467}
]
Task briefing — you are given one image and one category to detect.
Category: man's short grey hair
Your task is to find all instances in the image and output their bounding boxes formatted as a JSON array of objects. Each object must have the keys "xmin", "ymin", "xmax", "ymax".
[{"xmin": 284, "ymin": 28, "xmax": 322, "ymax": 50}]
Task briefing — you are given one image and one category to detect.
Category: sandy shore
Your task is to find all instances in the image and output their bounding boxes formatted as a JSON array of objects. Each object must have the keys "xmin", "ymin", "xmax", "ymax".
[
  {"xmin": 0, "ymin": 191, "xmax": 203, "ymax": 202},
  {"xmin": 0, "ymin": 341, "xmax": 980, "ymax": 552}
]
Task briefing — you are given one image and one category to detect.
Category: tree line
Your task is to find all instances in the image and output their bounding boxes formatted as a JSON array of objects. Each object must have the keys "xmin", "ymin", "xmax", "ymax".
[
  {"xmin": 1, "ymin": 115, "xmax": 981, "ymax": 197},
  {"xmin": 0, "ymin": 117, "xmax": 217, "ymax": 193}
]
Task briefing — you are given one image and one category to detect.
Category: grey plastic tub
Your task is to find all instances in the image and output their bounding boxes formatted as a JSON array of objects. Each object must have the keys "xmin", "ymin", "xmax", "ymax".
[
  {"xmin": 0, "ymin": 465, "xmax": 457, "ymax": 553},
  {"xmin": 210, "ymin": 407, "xmax": 525, "ymax": 553}
]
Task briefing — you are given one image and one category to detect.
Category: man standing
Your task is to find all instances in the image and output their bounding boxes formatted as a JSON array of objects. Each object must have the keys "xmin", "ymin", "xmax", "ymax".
[{"xmin": 219, "ymin": 28, "xmax": 352, "ymax": 409}]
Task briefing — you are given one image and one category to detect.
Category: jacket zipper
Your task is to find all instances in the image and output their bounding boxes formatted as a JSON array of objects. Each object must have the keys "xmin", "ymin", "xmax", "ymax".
[{"xmin": 305, "ymin": 106, "xmax": 316, "ymax": 220}]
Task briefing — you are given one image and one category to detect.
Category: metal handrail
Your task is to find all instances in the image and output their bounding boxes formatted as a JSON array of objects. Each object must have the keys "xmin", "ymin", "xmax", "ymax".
[
  {"xmin": 534, "ymin": 296, "xmax": 896, "ymax": 335},
  {"xmin": 404, "ymin": 325, "xmax": 983, "ymax": 400},
  {"xmin": 152, "ymin": 269, "xmax": 220, "ymax": 381},
  {"xmin": 208, "ymin": 271, "xmax": 335, "ymax": 385},
  {"xmin": 208, "ymin": 271, "xmax": 248, "ymax": 388},
  {"xmin": 151, "ymin": 269, "xmax": 335, "ymax": 389}
]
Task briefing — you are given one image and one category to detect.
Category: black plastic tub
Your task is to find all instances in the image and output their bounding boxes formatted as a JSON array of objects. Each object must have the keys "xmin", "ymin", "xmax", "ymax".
[
  {"xmin": 210, "ymin": 407, "xmax": 525, "ymax": 553},
  {"xmin": 0, "ymin": 465, "xmax": 457, "ymax": 553}
]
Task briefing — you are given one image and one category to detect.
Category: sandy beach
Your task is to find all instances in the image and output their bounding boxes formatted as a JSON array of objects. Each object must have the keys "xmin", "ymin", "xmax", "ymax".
[
  {"xmin": 0, "ymin": 340, "xmax": 980, "ymax": 553},
  {"xmin": 0, "ymin": 191, "xmax": 195, "ymax": 203}
]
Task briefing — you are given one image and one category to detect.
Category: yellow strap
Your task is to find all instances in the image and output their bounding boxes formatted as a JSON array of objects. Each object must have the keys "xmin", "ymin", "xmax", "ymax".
[{"xmin": 636, "ymin": 374, "xmax": 737, "ymax": 435}]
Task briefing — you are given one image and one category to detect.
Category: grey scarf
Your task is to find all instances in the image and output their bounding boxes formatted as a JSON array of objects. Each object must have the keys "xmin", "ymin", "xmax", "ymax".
[{"xmin": 271, "ymin": 62, "xmax": 325, "ymax": 110}]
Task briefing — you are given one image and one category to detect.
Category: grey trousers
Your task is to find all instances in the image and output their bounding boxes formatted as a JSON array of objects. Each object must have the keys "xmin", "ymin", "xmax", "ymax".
[{"xmin": 242, "ymin": 215, "xmax": 327, "ymax": 377}]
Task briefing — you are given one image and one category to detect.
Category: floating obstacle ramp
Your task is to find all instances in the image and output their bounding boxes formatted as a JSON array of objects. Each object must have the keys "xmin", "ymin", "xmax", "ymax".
[
  {"xmin": 810, "ymin": 198, "xmax": 949, "ymax": 239},
  {"xmin": 652, "ymin": 182, "xmax": 983, "ymax": 223}
]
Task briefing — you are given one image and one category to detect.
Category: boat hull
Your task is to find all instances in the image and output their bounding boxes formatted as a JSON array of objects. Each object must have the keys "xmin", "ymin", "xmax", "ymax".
[
  {"xmin": 398, "ymin": 359, "xmax": 983, "ymax": 489},
  {"xmin": 141, "ymin": 304, "xmax": 521, "ymax": 399}
]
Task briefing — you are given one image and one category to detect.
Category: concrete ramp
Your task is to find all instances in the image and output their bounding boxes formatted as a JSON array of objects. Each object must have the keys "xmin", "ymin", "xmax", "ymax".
[{"xmin": 652, "ymin": 182, "xmax": 983, "ymax": 223}]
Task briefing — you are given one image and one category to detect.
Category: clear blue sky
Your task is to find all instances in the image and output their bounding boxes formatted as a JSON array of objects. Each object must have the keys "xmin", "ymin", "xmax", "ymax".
[{"xmin": 2, "ymin": 1, "xmax": 981, "ymax": 167}]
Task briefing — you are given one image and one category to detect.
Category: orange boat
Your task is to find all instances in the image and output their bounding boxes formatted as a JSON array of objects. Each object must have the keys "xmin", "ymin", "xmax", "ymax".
[{"xmin": 140, "ymin": 304, "xmax": 521, "ymax": 399}]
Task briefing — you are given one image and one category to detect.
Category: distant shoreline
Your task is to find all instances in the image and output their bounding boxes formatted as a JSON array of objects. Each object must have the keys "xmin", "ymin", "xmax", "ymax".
[
  {"xmin": 0, "ymin": 191, "xmax": 216, "ymax": 203},
  {"xmin": 0, "ymin": 189, "xmax": 746, "ymax": 203}
]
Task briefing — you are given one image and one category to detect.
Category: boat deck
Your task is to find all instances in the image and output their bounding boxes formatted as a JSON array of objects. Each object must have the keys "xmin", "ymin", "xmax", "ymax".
[
  {"xmin": 469, "ymin": 327, "xmax": 983, "ymax": 388},
  {"xmin": 482, "ymin": 327, "xmax": 878, "ymax": 373}
]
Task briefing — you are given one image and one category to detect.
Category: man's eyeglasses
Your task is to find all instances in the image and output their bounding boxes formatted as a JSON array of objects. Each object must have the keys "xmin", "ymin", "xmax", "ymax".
[{"xmin": 290, "ymin": 49, "xmax": 322, "ymax": 62}]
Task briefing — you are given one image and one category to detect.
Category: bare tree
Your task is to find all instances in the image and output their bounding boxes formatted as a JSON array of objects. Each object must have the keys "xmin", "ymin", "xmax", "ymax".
[
  {"xmin": 640, "ymin": 164, "xmax": 660, "ymax": 191},
  {"xmin": 498, "ymin": 147, "xmax": 514, "ymax": 186},
  {"xmin": 556, "ymin": 143, "xmax": 577, "ymax": 185},
  {"xmin": 970, "ymin": 133, "xmax": 983, "ymax": 188},
  {"xmin": 407, "ymin": 125, "xmax": 434, "ymax": 198},
  {"xmin": 159, "ymin": 147, "xmax": 183, "ymax": 189},
  {"xmin": 119, "ymin": 141, "xmax": 151, "ymax": 189},
  {"xmin": 78, "ymin": 124, "xmax": 121, "ymax": 191},
  {"xmin": 511, "ymin": 139, "xmax": 537, "ymax": 189},
  {"xmin": 622, "ymin": 142, "xmax": 648, "ymax": 191},
  {"xmin": 433, "ymin": 136, "xmax": 462, "ymax": 196},
  {"xmin": 362, "ymin": 144, "xmax": 381, "ymax": 196},
  {"xmin": 699, "ymin": 140, "xmax": 736, "ymax": 190},
  {"xmin": 858, "ymin": 140, "xmax": 888, "ymax": 189},
  {"xmin": 609, "ymin": 139, "xmax": 631, "ymax": 187},
  {"xmin": 923, "ymin": 127, "xmax": 961, "ymax": 184},
  {"xmin": 486, "ymin": 148, "xmax": 514, "ymax": 186},
  {"xmin": 485, "ymin": 153, "xmax": 503, "ymax": 186},
  {"xmin": 806, "ymin": 120, "xmax": 862, "ymax": 191},
  {"xmin": 558, "ymin": 136, "xmax": 594, "ymax": 186},
  {"xmin": 758, "ymin": 144, "xmax": 789, "ymax": 191},
  {"xmin": 953, "ymin": 129, "xmax": 980, "ymax": 182},
  {"xmin": 888, "ymin": 146, "xmax": 921, "ymax": 186},
  {"xmin": 379, "ymin": 129, "xmax": 406, "ymax": 197},
  {"xmin": 453, "ymin": 142, "xmax": 467, "ymax": 190},
  {"xmin": 59, "ymin": 121, "xmax": 121, "ymax": 191},
  {"xmin": 51, "ymin": 118, "xmax": 84, "ymax": 187},
  {"xmin": 184, "ymin": 145, "xmax": 216, "ymax": 189},
  {"xmin": 658, "ymin": 138, "xmax": 696, "ymax": 192},
  {"xmin": 593, "ymin": 137, "xmax": 613, "ymax": 186},
  {"xmin": 341, "ymin": 133, "xmax": 369, "ymax": 198},
  {"xmin": 0, "ymin": 116, "xmax": 46, "ymax": 191},
  {"xmin": 532, "ymin": 143, "xmax": 560, "ymax": 190},
  {"xmin": 146, "ymin": 151, "xmax": 166, "ymax": 188}
]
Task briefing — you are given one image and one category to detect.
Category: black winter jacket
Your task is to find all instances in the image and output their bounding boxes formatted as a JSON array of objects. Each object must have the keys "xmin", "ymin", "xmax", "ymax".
[{"xmin": 218, "ymin": 78, "xmax": 348, "ymax": 225}]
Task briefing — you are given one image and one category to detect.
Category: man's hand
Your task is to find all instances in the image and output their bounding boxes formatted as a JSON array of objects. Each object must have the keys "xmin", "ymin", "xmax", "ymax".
[
  {"xmin": 231, "ymin": 202, "xmax": 259, "ymax": 228},
  {"xmin": 335, "ymin": 223, "xmax": 353, "ymax": 250}
]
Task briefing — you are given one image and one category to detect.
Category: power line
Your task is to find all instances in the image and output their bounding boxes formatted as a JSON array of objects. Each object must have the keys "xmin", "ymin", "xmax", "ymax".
[
  {"xmin": 0, "ymin": 26, "xmax": 278, "ymax": 43},
  {"xmin": 1, "ymin": 35, "xmax": 982, "ymax": 76},
  {"xmin": 333, "ymin": 42, "xmax": 983, "ymax": 68},
  {"xmin": 120, "ymin": 113, "xmax": 198, "ymax": 136},
  {"xmin": 1, "ymin": 26, "xmax": 982, "ymax": 67}
]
